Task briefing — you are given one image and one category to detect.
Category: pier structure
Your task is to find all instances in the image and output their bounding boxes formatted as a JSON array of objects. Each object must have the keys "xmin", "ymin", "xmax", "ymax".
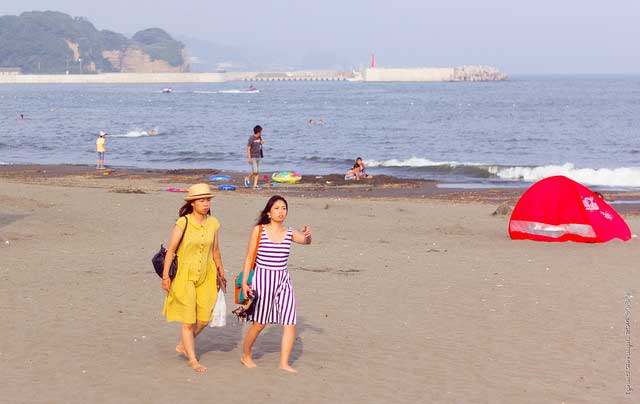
[
  {"xmin": 226, "ymin": 70, "xmax": 359, "ymax": 82},
  {"xmin": 0, "ymin": 66, "xmax": 506, "ymax": 84},
  {"xmin": 363, "ymin": 66, "xmax": 507, "ymax": 82}
]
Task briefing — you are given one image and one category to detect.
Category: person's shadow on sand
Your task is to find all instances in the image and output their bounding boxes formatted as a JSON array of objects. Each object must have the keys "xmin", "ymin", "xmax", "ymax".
[
  {"xmin": 196, "ymin": 314, "xmax": 243, "ymax": 354},
  {"xmin": 198, "ymin": 315, "xmax": 323, "ymax": 365}
]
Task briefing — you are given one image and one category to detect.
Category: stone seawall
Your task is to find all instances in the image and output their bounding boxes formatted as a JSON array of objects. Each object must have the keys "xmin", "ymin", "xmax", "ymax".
[
  {"xmin": 363, "ymin": 66, "xmax": 507, "ymax": 82},
  {"xmin": 0, "ymin": 66, "xmax": 506, "ymax": 84}
]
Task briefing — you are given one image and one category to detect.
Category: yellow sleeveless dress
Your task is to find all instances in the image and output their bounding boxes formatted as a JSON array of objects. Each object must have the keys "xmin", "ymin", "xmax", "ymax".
[{"xmin": 162, "ymin": 214, "xmax": 219, "ymax": 323}]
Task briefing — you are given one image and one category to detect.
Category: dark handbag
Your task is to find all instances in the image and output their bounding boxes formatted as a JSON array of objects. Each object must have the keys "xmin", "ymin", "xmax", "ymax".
[
  {"xmin": 152, "ymin": 216, "xmax": 188, "ymax": 279},
  {"xmin": 232, "ymin": 291, "xmax": 258, "ymax": 321}
]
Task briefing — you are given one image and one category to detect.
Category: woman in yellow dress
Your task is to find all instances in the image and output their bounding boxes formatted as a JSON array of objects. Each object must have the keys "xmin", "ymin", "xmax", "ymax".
[{"xmin": 161, "ymin": 183, "xmax": 226, "ymax": 373}]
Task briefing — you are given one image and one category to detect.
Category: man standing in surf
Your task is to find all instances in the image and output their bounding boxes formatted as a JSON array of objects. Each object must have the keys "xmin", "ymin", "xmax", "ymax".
[
  {"xmin": 244, "ymin": 125, "xmax": 264, "ymax": 189},
  {"xmin": 96, "ymin": 131, "xmax": 107, "ymax": 169}
]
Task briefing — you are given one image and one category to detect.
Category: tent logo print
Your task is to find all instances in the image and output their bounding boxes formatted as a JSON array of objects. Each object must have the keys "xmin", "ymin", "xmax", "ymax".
[
  {"xmin": 582, "ymin": 196, "xmax": 599, "ymax": 211},
  {"xmin": 600, "ymin": 211, "xmax": 613, "ymax": 221}
]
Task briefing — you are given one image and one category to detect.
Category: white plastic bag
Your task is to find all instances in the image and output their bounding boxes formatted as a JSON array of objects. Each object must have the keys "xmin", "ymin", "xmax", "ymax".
[{"xmin": 209, "ymin": 289, "xmax": 226, "ymax": 327}]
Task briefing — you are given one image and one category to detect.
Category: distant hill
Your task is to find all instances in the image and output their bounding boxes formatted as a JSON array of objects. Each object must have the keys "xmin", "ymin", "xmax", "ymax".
[{"xmin": 0, "ymin": 11, "xmax": 188, "ymax": 73}]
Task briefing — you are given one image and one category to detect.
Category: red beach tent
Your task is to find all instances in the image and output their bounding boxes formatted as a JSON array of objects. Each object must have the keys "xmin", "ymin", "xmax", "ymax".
[{"xmin": 509, "ymin": 175, "xmax": 631, "ymax": 242}]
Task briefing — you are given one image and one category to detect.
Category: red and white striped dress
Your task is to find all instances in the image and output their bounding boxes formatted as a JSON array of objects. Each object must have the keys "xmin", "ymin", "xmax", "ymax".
[{"xmin": 249, "ymin": 225, "xmax": 297, "ymax": 325}]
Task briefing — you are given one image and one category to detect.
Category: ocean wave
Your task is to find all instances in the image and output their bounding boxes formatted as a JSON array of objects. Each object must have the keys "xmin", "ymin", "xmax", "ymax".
[
  {"xmin": 366, "ymin": 158, "xmax": 640, "ymax": 187},
  {"xmin": 303, "ymin": 155, "xmax": 354, "ymax": 164},
  {"xmin": 111, "ymin": 129, "xmax": 160, "ymax": 138},
  {"xmin": 366, "ymin": 157, "xmax": 496, "ymax": 178},
  {"xmin": 494, "ymin": 163, "xmax": 640, "ymax": 187},
  {"xmin": 218, "ymin": 89, "xmax": 259, "ymax": 94},
  {"xmin": 366, "ymin": 157, "xmax": 486, "ymax": 169},
  {"xmin": 191, "ymin": 89, "xmax": 259, "ymax": 94}
]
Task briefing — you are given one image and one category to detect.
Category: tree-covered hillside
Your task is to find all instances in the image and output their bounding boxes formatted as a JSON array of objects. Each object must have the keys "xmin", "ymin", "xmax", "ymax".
[
  {"xmin": 132, "ymin": 28, "xmax": 184, "ymax": 67},
  {"xmin": 0, "ymin": 11, "xmax": 185, "ymax": 73}
]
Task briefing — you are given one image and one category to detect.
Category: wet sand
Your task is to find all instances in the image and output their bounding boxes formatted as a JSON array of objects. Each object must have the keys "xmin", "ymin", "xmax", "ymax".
[{"xmin": 2, "ymin": 164, "xmax": 640, "ymax": 403}]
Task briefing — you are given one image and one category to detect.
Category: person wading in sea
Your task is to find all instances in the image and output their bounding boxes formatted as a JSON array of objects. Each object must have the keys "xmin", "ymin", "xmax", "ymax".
[{"xmin": 96, "ymin": 131, "xmax": 107, "ymax": 169}]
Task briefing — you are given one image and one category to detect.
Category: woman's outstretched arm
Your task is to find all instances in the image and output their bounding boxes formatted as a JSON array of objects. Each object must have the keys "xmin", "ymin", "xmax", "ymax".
[{"xmin": 292, "ymin": 225, "xmax": 312, "ymax": 245}]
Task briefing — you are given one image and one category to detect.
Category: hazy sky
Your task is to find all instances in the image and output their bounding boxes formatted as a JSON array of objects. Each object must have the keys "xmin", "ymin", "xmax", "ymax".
[{"xmin": 1, "ymin": 1, "xmax": 639, "ymax": 74}]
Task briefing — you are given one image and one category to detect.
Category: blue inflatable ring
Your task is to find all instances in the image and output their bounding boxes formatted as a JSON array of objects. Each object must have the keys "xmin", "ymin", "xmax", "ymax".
[
  {"xmin": 217, "ymin": 184, "xmax": 236, "ymax": 191},
  {"xmin": 209, "ymin": 175, "xmax": 232, "ymax": 182}
]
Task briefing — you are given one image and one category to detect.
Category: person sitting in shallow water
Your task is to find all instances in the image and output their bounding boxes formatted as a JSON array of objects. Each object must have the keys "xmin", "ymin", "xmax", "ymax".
[
  {"xmin": 344, "ymin": 167, "xmax": 357, "ymax": 180},
  {"xmin": 345, "ymin": 157, "xmax": 373, "ymax": 181}
]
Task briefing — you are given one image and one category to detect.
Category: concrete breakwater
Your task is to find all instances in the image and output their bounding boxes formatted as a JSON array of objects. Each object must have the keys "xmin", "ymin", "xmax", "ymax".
[
  {"xmin": 362, "ymin": 66, "xmax": 507, "ymax": 82},
  {"xmin": 0, "ymin": 66, "xmax": 506, "ymax": 84},
  {"xmin": 227, "ymin": 70, "xmax": 359, "ymax": 81}
]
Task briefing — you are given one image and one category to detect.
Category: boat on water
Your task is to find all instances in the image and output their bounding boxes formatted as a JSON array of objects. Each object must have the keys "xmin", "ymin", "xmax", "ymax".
[{"xmin": 162, "ymin": 87, "xmax": 173, "ymax": 93}]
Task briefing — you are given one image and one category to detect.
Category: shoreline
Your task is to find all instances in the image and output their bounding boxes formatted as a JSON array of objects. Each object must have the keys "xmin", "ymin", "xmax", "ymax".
[{"xmin": 2, "ymin": 163, "xmax": 640, "ymax": 213}]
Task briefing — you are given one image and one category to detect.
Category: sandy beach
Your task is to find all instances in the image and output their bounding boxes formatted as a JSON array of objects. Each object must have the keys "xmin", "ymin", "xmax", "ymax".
[{"xmin": 2, "ymin": 165, "xmax": 640, "ymax": 403}]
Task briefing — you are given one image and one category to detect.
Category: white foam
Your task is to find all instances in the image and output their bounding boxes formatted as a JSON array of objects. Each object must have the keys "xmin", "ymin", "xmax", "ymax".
[
  {"xmin": 111, "ymin": 129, "xmax": 160, "ymax": 138},
  {"xmin": 366, "ymin": 157, "xmax": 482, "ymax": 168},
  {"xmin": 366, "ymin": 157, "xmax": 640, "ymax": 187},
  {"xmin": 218, "ymin": 89, "xmax": 259, "ymax": 94},
  {"xmin": 495, "ymin": 163, "xmax": 640, "ymax": 187}
]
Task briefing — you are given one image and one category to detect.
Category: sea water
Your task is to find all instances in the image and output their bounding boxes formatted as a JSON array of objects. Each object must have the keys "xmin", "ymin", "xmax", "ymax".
[{"xmin": 0, "ymin": 76, "xmax": 639, "ymax": 187}]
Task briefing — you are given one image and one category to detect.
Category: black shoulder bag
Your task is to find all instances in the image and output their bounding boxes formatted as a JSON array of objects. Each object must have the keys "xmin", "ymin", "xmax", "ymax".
[{"xmin": 152, "ymin": 216, "xmax": 188, "ymax": 280}]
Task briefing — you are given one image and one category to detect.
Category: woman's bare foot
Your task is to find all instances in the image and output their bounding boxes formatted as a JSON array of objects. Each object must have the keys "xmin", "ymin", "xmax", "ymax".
[
  {"xmin": 188, "ymin": 358, "xmax": 207, "ymax": 373},
  {"xmin": 241, "ymin": 356, "xmax": 257, "ymax": 368},
  {"xmin": 279, "ymin": 364, "xmax": 298, "ymax": 373},
  {"xmin": 175, "ymin": 343, "xmax": 187, "ymax": 358}
]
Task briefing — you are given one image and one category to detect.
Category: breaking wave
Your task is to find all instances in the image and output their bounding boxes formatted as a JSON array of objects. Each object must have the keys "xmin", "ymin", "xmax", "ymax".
[
  {"xmin": 111, "ymin": 129, "xmax": 160, "ymax": 138},
  {"xmin": 218, "ymin": 89, "xmax": 260, "ymax": 94},
  {"xmin": 366, "ymin": 157, "xmax": 497, "ymax": 179},
  {"xmin": 366, "ymin": 158, "xmax": 640, "ymax": 187},
  {"xmin": 367, "ymin": 157, "xmax": 485, "ymax": 169},
  {"xmin": 190, "ymin": 89, "xmax": 259, "ymax": 94},
  {"xmin": 493, "ymin": 163, "xmax": 640, "ymax": 187}
]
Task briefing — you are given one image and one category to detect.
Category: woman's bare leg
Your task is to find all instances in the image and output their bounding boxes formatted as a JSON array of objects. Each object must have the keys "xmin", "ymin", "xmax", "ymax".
[
  {"xmin": 279, "ymin": 325, "xmax": 297, "ymax": 373},
  {"xmin": 181, "ymin": 323, "xmax": 207, "ymax": 372},
  {"xmin": 176, "ymin": 320, "xmax": 208, "ymax": 357},
  {"xmin": 241, "ymin": 322, "xmax": 266, "ymax": 368}
]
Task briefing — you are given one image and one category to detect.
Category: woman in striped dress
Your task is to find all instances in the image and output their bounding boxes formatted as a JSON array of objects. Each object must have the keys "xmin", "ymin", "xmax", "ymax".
[{"xmin": 240, "ymin": 195, "xmax": 312, "ymax": 373}]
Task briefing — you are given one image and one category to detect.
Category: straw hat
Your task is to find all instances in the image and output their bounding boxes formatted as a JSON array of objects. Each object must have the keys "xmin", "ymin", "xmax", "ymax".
[{"xmin": 184, "ymin": 183, "xmax": 215, "ymax": 201}]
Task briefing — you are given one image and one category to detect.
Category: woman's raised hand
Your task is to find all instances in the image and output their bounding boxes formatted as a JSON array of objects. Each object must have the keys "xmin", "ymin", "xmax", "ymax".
[{"xmin": 302, "ymin": 225, "xmax": 311, "ymax": 240}]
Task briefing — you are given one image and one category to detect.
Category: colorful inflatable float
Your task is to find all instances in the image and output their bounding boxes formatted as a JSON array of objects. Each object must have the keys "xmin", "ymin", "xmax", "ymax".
[{"xmin": 271, "ymin": 172, "xmax": 302, "ymax": 184}]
